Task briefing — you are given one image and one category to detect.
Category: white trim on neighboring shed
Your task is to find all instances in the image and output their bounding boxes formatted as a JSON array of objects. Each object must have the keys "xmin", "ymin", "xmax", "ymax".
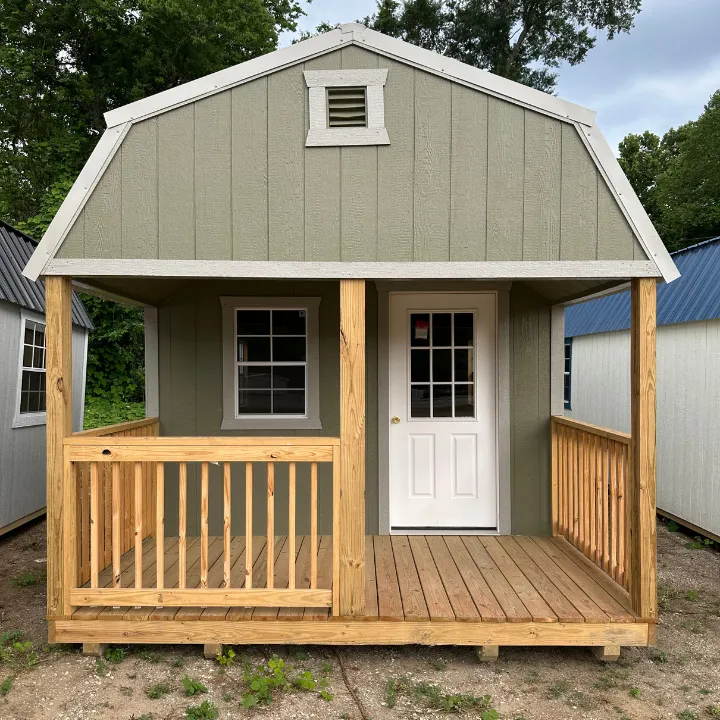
[{"xmin": 22, "ymin": 22, "xmax": 679, "ymax": 284}]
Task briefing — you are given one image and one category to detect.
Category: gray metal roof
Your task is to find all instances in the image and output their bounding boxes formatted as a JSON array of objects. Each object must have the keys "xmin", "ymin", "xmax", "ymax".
[
  {"xmin": 565, "ymin": 237, "xmax": 720, "ymax": 338},
  {"xmin": 0, "ymin": 221, "xmax": 93, "ymax": 330}
]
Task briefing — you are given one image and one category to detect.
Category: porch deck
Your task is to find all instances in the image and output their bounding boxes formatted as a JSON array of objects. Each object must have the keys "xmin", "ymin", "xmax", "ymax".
[{"xmin": 52, "ymin": 534, "xmax": 649, "ymax": 647}]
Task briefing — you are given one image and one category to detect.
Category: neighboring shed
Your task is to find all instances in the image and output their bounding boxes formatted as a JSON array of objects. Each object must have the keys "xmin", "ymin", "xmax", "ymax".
[
  {"xmin": 0, "ymin": 221, "xmax": 93, "ymax": 535},
  {"xmin": 564, "ymin": 237, "xmax": 720, "ymax": 541}
]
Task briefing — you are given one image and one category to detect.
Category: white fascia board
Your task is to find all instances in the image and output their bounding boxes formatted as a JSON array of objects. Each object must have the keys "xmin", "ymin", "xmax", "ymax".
[
  {"xmin": 103, "ymin": 28, "xmax": 347, "ymax": 128},
  {"xmin": 578, "ymin": 123, "xmax": 680, "ymax": 284},
  {"xmin": 45, "ymin": 259, "xmax": 659, "ymax": 279},
  {"xmin": 22, "ymin": 123, "xmax": 131, "ymax": 281},
  {"xmin": 347, "ymin": 24, "xmax": 597, "ymax": 127}
]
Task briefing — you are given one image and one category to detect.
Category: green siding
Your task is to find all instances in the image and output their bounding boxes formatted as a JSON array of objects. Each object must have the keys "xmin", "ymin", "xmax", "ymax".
[
  {"xmin": 56, "ymin": 48, "xmax": 646, "ymax": 263},
  {"xmin": 510, "ymin": 283, "xmax": 552, "ymax": 535}
]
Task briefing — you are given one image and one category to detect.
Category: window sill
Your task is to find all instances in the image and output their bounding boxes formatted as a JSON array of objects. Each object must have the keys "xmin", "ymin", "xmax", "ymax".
[
  {"xmin": 220, "ymin": 417, "xmax": 323, "ymax": 431},
  {"xmin": 12, "ymin": 413, "xmax": 47, "ymax": 429}
]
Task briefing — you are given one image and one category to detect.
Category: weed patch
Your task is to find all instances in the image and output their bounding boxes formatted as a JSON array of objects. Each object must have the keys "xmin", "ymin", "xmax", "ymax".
[
  {"xmin": 146, "ymin": 682, "xmax": 172, "ymax": 700},
  {"xmin": 182, "ymin": 676, "xmax": 208, "ymax": 696},
  {"xmin": 677, "ymin": 711, "xmax": 699, "ymax": 720},
  {"xmin": 0, "ymin": 676, "xmax": 13, "ymax": 697},
  {"xmin": 215, "ymin": 646, "xmax": 235, "ymax": 667},
  {"xmin": 185, "ymin": 700, "xmax": 218, "ymax": 720},
  {"xmin": 12, "ymin": 571, "xmax": 39, "ymax": 587},
  {"xmin": 0, "ymin": 637, "xmax": 38, "ymax": 670},
  {"xmin": 105, "ymin": 647, "xmax": 125, "ymax": 664},
  {"xmin": 385, "ymin": 675, "xmax": 497, "ymax": 715},
  {"xmin": 548, "ymin": 679, "xmax": 572, "ymax": 698}
]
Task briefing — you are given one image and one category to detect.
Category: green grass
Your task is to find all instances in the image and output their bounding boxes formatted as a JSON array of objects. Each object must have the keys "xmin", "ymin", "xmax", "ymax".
[
  {"xmin": 385, "ymin": 676, "xmax": 496, "ymax": 714},
  {"xmin": 0, "ymin": 676, "xmax": 13, "ymax": 697},
  {"xmin": 105, "ymin": 647, "xmax": 125, "ymax": 664},
  {"xmin": 83, "ymin": 397, "xmax": 145, "ymax": 430},
  {"xmin": 146, "ymin": 682, "xmax": 172, "ymax": 700},
  {"xmin": 12, "ymin": 572, "xmax": 39, "ymax": 587},
  {"xmin": 185, "ymin": 700, "xmax": 218, "ymax": 719}
]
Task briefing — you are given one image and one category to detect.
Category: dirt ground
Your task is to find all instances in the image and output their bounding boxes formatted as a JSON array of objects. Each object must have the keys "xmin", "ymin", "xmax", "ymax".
[{"xmin": 0, "ymin": 519, "xmax": 718, "ymax": 720}]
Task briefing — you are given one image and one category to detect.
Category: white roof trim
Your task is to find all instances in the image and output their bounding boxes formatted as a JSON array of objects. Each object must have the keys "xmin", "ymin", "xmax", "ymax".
[{"xmin": 23, "ymin": 22, "xmax": 679, "ymax": 283}]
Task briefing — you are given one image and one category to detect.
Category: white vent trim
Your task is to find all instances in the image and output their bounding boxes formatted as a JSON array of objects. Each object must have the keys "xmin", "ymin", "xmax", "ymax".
[{"xmin": 305, "ymin": 69, "xmax": 390, "ymax": 147}]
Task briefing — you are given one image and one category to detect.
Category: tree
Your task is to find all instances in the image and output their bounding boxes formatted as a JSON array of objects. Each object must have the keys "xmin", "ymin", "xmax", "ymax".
[
  {"xmin": 362, "ymin": 0, "xmax": 642, "ymax": 92},
  {"xmin": 0, "ymin": 0, "xmax": 306, "ymax": 232},
  {"xmin": 619, "ymin": 90, "xmax": 720, "ymax": 251}
]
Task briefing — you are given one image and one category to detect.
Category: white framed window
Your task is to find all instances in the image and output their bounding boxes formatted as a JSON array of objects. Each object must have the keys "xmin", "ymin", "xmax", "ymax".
[
  {"xmin": 221, "ymin": 297, "xmax": 322, "ymax": 430},
  {"xmin": 304, "ymin": 68, "xmax": 390, "ymax": 147},
  {"xmin": 13, "ymin": 310, "xmax": 47, "ymax": 428}
]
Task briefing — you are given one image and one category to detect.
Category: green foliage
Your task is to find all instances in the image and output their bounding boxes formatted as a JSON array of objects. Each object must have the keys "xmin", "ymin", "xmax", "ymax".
[
  {"xmin": 146, "ymin": 682, "xmax": 172, "ymax": 699},
  {"xmin": 84, "ymin": 397, "xmax": 146, "ymax": 430},
  {"xmin": 359, "ymin": 0, "xmax": 641, "ymax": 92},
  {"xmin": 385, "ymin": 675, "xmax": 495, "ymax": 714},
  {"xmin": 80, "ymin": 295, "xmax": 146, "ymax": 404},
  {"xmin": 182, "ymin": 675, "xmax": 208, "ymax": 697},
  {"xmin": 11, "ymin": 571, "xmax": 38, "ymax": 587},
  {"xmin": 685, "ymin": 536, "xmax": 716, "ymax": 550},
  {"xmin": 0, "ymin": 631, "xmax": 24, "ymax": 646},
  {"xmin": 677, "ymin": 711, "xmax": 700, "ymax": 720},
  {"xmin": 215, "ymin": 646, "xmax": 235, "ymax": 667},
  {"xmin": 707, "ymin": 705, "xmax": 720, "ymax": 717},
  {"xmin": 104, "ymin": 647, "xmax": 125, "ymax": 664},
  {"xmin": 667, "ymin": 520, "xmax": 680, "ymax": 532},
  {"xmin": 629, "ymin": 687, "xmax": 640, "ymax": 698},
  {"xmin": 172, "ymin": 656, "xmax": 186, "ymax": 668},
  {"xmin": 137, "ymin": 648, "xmax": 161, "ymax": 663},
  {"xmin": 649, "ymin": 648, "xmax": 668, "ymax": 664},
  {"xmin": 0, "ymin": 638, "xmax": 38, "ymax": 670},
  {"xmin": 619, "ymin": 90, "xmax": 720, "ymax": 251},
  {"xmin": 185, "ymin": 700, "xmax": 218, "ymax": 720},
  {"xmin": 686, "ymin": 590, "xmax": 700, "ymax": 602},
  {"xmin": 0, "ymin": 0, "xmax": 306, "ymax": 233},
  {"xmin": 240, "ymin": 655, "xmax": 331, "ymax": 708},
  {"xmin": 95, "ymin": 658, "xmax": 108, "ymax": 676},
  {"xmin": 0, "ymin": 676, "xmax": 12, "ymax": 696}
]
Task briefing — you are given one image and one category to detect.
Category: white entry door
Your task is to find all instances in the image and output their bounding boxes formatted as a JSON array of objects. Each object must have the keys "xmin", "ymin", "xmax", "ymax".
[{"xmin": 388, "ymin": 293, "xmax": 497, "ymax": 530}]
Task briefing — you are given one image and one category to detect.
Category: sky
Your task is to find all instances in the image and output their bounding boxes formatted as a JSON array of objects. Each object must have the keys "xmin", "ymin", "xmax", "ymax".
[{"xmin": 281, "ymin": 0, "xmax": 720, "ymax": 150}]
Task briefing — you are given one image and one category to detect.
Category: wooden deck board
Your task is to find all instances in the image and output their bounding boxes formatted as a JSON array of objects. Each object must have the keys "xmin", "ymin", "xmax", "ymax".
[{"xmin": 78, "ymin": 535, "xmax": 637, "ymax": 626}]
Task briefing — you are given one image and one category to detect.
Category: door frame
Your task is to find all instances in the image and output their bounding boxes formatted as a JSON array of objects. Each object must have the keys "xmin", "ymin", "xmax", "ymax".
[{"xmin": 376, "ymin": 282, "xmax": 512, "ymax": 535}]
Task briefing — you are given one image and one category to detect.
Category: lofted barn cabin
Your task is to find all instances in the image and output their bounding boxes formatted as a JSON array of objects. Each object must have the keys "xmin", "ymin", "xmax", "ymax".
[{"xmin": 23, "ymin": 23, "xmax": 678, "ymax": 660}]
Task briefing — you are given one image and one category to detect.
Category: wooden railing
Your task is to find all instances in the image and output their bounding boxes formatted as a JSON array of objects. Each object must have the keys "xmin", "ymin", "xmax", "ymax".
[
  {"xmin": 72, "ymin": 418, "xmax": 160, "ymax": 586},
  {"xmin": 63, "ymin": 435, "xmax": 339, "ymax": 612},
  {"xmin": 551, "ymin": 416, "xmax": 632, "ymax": 591}
]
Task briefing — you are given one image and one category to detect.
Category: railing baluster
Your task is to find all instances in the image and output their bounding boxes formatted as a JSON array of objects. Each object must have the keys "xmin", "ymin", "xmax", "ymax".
[
  {"xmin": 201, "ymin": 462, "xmax": 209, "ymax": 589},
  {"xmin": 245, "ymin": 462, "xmax": 253, "ymax": 589},
  {"xmin": 103, "ymin": 463, "xmax": 112, "ymax": 568},
  {"xmin": 112, "ymin": 463, "xmax": 121, "ymax": 588},
  {"xmin": 583, "ymin": 433, "xmax": 590, "ymax": 553},
  {"xmin": 609, "ymin": 440, "xmax": 618, "ymax": 580},
  {"xmin": 224, "ymin": 462, "xmax": 231, "ymax": 588},
  {"xmin": 288, "ymin": 462, "xmax": 296, "ymax": 589},
  {"xmin": 589, "ymin": 433, "xmax": 597, "ymax": 561},
  {"xmin": 156, "ymin": 462, "xmax": 165, "ymax": 590},
  {"xmin": 81, "ymin": 462, "xmax": 89, "ymax": 585},
  {"xmin": 90, "ymin": 463, "xmax": 99, "ymax": 588},
  {"xmin": 617, "ymin": 443, "xmax": 626, "ymax": 587},
  {"xmin": 134, "ymin": 461, "xmax": 143, "ymax": 589},
  {"xmin": 178, "ymin": 462, "xmax": 187, "ymax": 589},
  {"xmin": 310, "ymin": 462, "xmax": 318, "ymax": 589},
  {"xmin": 601, "ymin": 436, "xmax": 609, "ymax": 573},
  {"xmin": 267, "ymin": 462, "xmax": 275, "ymax": 589}
]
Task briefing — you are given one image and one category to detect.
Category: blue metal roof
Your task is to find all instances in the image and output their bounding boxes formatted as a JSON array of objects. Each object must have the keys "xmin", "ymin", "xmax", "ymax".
[{"xmin": 565, "ymin": 237, "xmax": 720, "ymax": 338}]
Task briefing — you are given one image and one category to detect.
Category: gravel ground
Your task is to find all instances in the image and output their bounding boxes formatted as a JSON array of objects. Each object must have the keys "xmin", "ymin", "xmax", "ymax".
[{"xmin": 0, "ymin": 518, "xmax": 717, "ymax": 720}]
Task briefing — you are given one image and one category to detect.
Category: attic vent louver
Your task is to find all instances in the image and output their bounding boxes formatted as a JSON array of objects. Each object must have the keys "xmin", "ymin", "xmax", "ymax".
[{"xmin": 327, "ymin": 87, "xmax": 367, "ymax": 128}]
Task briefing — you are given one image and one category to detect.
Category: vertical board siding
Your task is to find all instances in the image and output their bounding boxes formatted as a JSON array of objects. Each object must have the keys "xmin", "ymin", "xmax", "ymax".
[
  {"xmin": 413, "ymin": 71, "xmax": 451, "ymax": 261},
  {"xmin": 304, "ymin": 55, "xmax": 341, "ymax": 261},
  {"xmin": 268, "ymin": 65, "xmax": 305, "ymax": 260},
  {"xmin": 159, "ymin": 104, "xmax": 195, "ymax": 259},
  {"xmin": 60, "ymin": 49, "xmax": 642, "ymax": 265},
  {"xmin": 487, "ymin": 98, "xmax": 524, "ymax": 260},
  {"xmin": 523, "ymin": 113, "xmax": 561, "ymax": 260},
  {"xmin": 510, "ymin": 285, "xmax": 552, "ymax": 535},
  {"xmin": 567, "ymin": 320, "xmax": 720, "ymax": 540},
  {"xmin": 121, "ymin": 117, "xmax": 158, "ymax": 258},
  {"xmin": 232, "ymin": 78, "xmax": 269, "ymax": 261},
  {"xmin": 450, "ymin": 84, "xmax": 487, "ymax": 261},
  {"xmin": 377, "ymin": 58, "xmax": 414, "ymax": 261},
  {"xmin": 560, "ymin": 124, "xmax": 598, "ymax": 260},
  {"xmin": 194, "ymin": 92, "xmax": 232, "ymax": 260}
]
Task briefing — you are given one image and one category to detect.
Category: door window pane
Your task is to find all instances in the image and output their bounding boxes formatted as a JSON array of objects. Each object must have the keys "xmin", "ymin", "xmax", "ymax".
[
  {"xmin": 454, "ymin": 385, "xmax": 474, "ymax": 418},
  {"xmin": 433, "ymin": 385, "xmax": 453, "ymax": 417},
  {"xmin": 432, "ymin": 349, "xmax": 452, "ymax": 382},
  {"xmin": 454, "ymin": 313, "xmax": 474, "ymax": 346},
  {"xmin": 410, "ymin": 350, "xmax": 430, "ymax": 383},
  {"xmin": 410, "ymin": 314, "xmax": 430, "ymax": 347},
  {"xmin": 410, "ymin": 385, "xmax": 431, "ymax": 417},
  {"xmin": 432, "ymin": 313, "xmax": 452, "ymax": 346},
  {"xmin": 454, "ymin": 349, "xmax": 473, "ymax": 383}
]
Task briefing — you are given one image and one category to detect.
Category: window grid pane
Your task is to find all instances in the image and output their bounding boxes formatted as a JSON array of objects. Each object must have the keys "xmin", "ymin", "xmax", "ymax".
[
  {"xmin": 19, "ymin": 320, "xmax": 47, "ymax": 415},
  {"xmin": 236, "ymin": 308, "xmax": 307, "ymax": 416},
  {"xmin": 409, "ymin": 311, "xmax": 475, "ymax": 419}
]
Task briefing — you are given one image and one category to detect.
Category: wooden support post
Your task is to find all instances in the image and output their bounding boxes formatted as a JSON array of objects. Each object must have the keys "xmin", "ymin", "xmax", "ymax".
[
  {"xmin": 339, "ymin": 279, "xmax": 366, "ymax": 616},
  {"xmin": 83, "ymin": 643, "xmax": 107, "ymax": 658},
  {"xmin": 475, "ymin": 646, "xmax": 499, "ymax": 663},
  {"xmin": 630, "ymin": 278, "xmax": 657, "ymax": 622},
  {"xmin": 46, "ymin": 276, "xmax": 74, "ymax": 620},
  {"xmin": 203, "ymin": 643, "xmax": 222, "ymax": 660},
  {"xmin": 592, "ymin": 645, "xmax": 621, "ymax": 662}
]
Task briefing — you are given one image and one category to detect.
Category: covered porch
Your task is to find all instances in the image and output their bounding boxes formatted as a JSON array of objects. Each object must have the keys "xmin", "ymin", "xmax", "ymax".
[{"xmin": 44, "ymin": 276, "xmax": 658, "ymax": 654}]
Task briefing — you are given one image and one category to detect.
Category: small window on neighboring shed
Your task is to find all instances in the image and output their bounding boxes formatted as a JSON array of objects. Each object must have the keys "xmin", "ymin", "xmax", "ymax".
[
  {"xmin": 13, "ymin": 312, "xmax": 47, "ymax": 428},
  {"xmin": 564, "ymin": 338, "xmax": 572, "ymax": 410},
  {"xmin": 305, "ymin": 68, "xmax": 389, "ymax": 147}
]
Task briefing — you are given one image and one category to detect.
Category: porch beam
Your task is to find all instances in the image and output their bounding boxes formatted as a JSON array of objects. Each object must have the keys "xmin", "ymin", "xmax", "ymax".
[
  {"xmin": 339, "ymin": 279, "xmax": 366, "ymax": 616},
  {"xmin": 45, "ymin": 276, "xmax": 74, "ymax": 619},
  {"xmin": 629, "ymin": 278, "xmax": 657, "ymax": 621}
]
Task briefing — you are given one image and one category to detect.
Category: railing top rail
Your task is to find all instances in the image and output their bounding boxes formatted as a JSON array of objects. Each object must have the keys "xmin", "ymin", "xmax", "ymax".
[
  {"xmin": 72, "ymin": 417, "xmax": 160, "ymax": 437},
  {"xmin": 65, "ymin": 435, "xmax": 340, "ymax": 447},
  {"xmin": 551, "ymin": 415, "xmax": 631, "ymax": 445}
]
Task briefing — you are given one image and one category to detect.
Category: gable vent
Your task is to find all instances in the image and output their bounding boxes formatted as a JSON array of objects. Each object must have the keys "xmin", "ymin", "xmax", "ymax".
[{"xmin": 327, "ymin": 86, "xmax": 367, "ymax": 127}]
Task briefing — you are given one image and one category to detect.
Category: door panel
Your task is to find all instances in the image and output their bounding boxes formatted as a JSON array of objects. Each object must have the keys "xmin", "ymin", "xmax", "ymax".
[{"xmin": 389, "ymin": 293, "xmax": 497, "ymax": 530}]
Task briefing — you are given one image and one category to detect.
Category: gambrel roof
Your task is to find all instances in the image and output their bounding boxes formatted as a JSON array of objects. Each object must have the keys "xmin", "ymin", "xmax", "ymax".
[{"xmin": 23, "ymin": 23, "xmax": 679, "ymax": 283}]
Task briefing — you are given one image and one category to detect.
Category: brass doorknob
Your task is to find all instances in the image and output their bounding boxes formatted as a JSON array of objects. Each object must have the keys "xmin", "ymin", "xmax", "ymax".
[{"xmin": 391, "ymin": 416, "xmax": 401, "ymax": 424}]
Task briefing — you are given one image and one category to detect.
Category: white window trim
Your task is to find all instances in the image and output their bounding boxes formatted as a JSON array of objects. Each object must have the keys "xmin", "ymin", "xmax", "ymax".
[
  {"xmin": 12, "ymin": 309, "xmax": 47, "ymax": 429},
  {"xmin": 220, "ymin": 297, "xmax": 322, "ymax": 431},
  {"xmin": 305, "ymin": 68, "xmax": 390, "ymax": 147}
]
